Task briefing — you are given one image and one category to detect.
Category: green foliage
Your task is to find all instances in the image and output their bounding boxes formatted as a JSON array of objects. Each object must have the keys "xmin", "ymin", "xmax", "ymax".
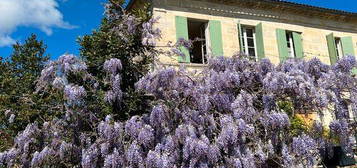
[
  {"xmin": 277, "ymin": 100, "xmax": 294, "ymax": 116},
  {"xmin": 0, "ymin": 34, "xmax": 62, "ymax": 151},
  {"xmin": 289, "ymin": 115, "xmax": 309, "ymax": 137},
  {"xmin": 277, "ymin": 100, "xmax": 309, "ymax": 137},
  {"xmin": 131, "ymin": 3, "xmax": 153, "ymax": 21},
  {"xmin": 78, "ymin": 2, "xmax": 157, "ymax": 120},
  {"xmin": 278, "ymin": 100, "xmax": 341, "ymax": 145},
  {"xmin": 0, "ymin": 2, "xmax": 158, "ymax": 152}
]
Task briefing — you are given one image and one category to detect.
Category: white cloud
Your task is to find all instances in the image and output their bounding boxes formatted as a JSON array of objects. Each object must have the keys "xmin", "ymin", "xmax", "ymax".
[
  {"xmin": 0, "ymin": 0, "xmax": 75, "ymax": 47},
  {"xmin": 0, "ymin": 35, "xmax": 16, "ymax": 47}
]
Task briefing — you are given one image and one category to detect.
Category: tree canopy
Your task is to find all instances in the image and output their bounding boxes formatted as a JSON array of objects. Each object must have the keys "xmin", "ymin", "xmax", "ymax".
[{"xmin": 0, "ymin": 34, "xmax": 53, "ymax": 151}]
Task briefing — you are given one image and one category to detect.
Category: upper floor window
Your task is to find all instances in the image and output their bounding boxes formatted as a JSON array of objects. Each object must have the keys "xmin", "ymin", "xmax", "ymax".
[
  {"xmin": 286, "ymin": 31, "xmax": 296, "ymax": 58},
  {"xmin": 326, "ymin": 33, "xmax": 355, "ymax": 65},
  {"xmin": 188, "ymin": 19, "xmax": 210, "ymax": 64},
  {"xmin": 239, "ymin": 23, "xmax": 265, "ymax": 60},
  {"xmin": 175, "ymin": 16, "xmax": 224, "ymax": 63},
  {"xmin": 334, "ymin": 37, "xmax": 343, "ymax": 60},
  {"xmin": 240, "ymin": 26, "xmax": 258, "ymax": 61},
  {"xmin": 276, "ymin": 29, "xmax": 303, "ymax": 62}
]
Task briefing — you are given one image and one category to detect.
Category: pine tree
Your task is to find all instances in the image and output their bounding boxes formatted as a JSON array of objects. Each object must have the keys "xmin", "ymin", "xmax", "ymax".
[{"xmin": 0, "ymin": 34, "xmax": 58, "ymax": 151}]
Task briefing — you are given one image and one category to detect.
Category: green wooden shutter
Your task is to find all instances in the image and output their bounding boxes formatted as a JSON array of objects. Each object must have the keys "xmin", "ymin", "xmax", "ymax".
[
  {"xmin": 341, "ymin": 36, "xmax": 355, "ymax": 56},
  {"xmin": 326, "ymin": 33, "xmax": 338, "ymax": 65},
  {"xmin": 340, "ymin": 36, "xmax": 356, "ymax": 75},
  {"xmin": 341, "ymin": 37, "xmax": 357, "ymax": 76},
  {"xmin": 209, "ymin": 20, "xmax": 224, "ymax": 56},
  {"xmin": 237, "ymin": 21, "xmax": 244, "ymax": 52},
  {"xmin": 276, "ymin": 29, "xmax": 288, "ymax": 62},
  {"xmin": 175, "ymin": 16, "xmax": 190, "ymax": 63},
  {"xmin": 255, "ymin": 23, "xmax": 265, "ymax": 60},
  {"xmin": 292, "ymin": 32, "xmax": 304, "ymax": 59},
  {"xmin": 352, "ymin": 68, "xmax": 357, "ymax": 75}
]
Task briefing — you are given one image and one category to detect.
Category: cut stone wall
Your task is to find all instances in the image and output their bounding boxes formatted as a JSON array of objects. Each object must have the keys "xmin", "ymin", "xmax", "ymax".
[
  {"xmin": 145, "ymin": 0, "xmax": 357, "ymax": 125},
  {"xmin": 151, "ymin": 0, "xmax": 357, "ymax": 66}
]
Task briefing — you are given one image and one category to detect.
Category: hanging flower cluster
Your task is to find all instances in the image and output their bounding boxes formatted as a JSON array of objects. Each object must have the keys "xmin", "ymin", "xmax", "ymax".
[
  {"xmin": 103, "ymin": 58, "xmax": 123, "ymax": 105},
  {"xmin": 0, "ymin": 54, "xmax": 356, "ymax": 167},
  {"xmin": 1, "ymin": 3, "xmax": 357, "ymax": 166}
]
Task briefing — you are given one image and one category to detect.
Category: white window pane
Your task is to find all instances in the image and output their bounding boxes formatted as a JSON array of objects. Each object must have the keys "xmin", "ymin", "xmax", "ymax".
[
  {"xmin": 205, "ymin": 23, "xmax": 210, "ymax": 51},
  {"xmin": 243, "ymin": 28, "xmax": 249, "ymax": 55}
]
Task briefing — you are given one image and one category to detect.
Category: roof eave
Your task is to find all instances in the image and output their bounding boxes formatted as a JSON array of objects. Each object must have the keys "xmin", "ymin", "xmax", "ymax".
[
  {"xmin": 125, "ymin": 0, "xmax": 357, "ymax": 19},
  {"xmin": 264, "ymin": 0, "xmax": 357, "ymax": 18}
]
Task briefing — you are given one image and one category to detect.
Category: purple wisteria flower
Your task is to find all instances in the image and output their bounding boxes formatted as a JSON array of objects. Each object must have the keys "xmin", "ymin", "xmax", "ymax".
[
  {"xmin": 64, "ymin": 85, "xmax": 87, "ymax": 105},
  {"xmin": 261, "ymin": 112, "xmax": 290, "ymax": 130},
  {"xmin": 333, "ymin": 55, "xmax": 356, "ymax": 73},
  {"xmin": 81, "ymin": 144, "xmax": 99, "ymax": 168},
  {"xmin": 142, "ymin": 17, "xmax": 161, "ymax": 46},
  {"xmin": 138, "ymin": 125, "xmax": 155, "ymax": 147},
  {"xmin": 104, "ymin": 58, "xmax": 122, "ymax": 75},
  {"xmin": 282, "ymin": 144, "xmax": 294, "ymax": 167},
  {"xmin": 175, "ymin": 38, "xmax": 192, "ymax": 49},
  {"xmin": 103, "ymin": 148, "xmax": 123, "ymax": 168},
  {"xmin": 31, "ymin": 147, "xmax": 56, "ymax": 167},
  {"xmin": 2, "ymin": 36, "xmax": 356, "ymax": 168},
  {"xmin": 58, "ymin": 54, "xmax": 87, "ymax": 74}
]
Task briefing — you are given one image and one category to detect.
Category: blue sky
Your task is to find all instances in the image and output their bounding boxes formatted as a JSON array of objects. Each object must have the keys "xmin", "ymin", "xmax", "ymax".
[
  {"xmin": 0, "ymin": 0, "xmax": 356, "ymax": 59},
  {"xmin": 0, "ymin": 0, "xmax": 108, "ymax": 59}
]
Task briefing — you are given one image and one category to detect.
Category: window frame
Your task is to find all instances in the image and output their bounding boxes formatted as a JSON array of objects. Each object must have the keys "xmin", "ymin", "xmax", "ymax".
[
  {"xmin": 334, "ymin": 37, "xmax": 343, "ymax": 60},
  {"xmin": 202, "ymin": 23, "xmax": 210, "ymax": 64},
  {"xmin": 241, "ymin": 26, "xmax": 258, "ymax": 61},
  {"xmin": 187, "ymin": 19, "xmax": 210, "ymax": 64},
  {"xmin": 286, "ymin": 31, "xmax": 296, "ymax": 58}
]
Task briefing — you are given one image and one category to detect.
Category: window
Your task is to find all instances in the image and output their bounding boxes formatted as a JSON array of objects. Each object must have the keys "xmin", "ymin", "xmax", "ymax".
[
  {"xmin": 277, "ymin": 29, "xmax": 303, "ymax": 61},
  {"xmin": 188, "ymin": 19, "xmax": 210, "ymax": 64},
  {"xmin": 175, "ymin": 16, "xmax": 224, "ymax": 63},
  {"xmin": 240, "ymin": 26, "xmax": 258, "ymax": 60},
  {"xmin": 334, "ymin": 37, "xmax": 343, "ymax": 60},
  {"xmin": 286, "ymin": 31, "xmax": 296, "ymax": 58},
  {"xmin": 326, "ymin": 33, "xmax": 355, "ymax": 65}
]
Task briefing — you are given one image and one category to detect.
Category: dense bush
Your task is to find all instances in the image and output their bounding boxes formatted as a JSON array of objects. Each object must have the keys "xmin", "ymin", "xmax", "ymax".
[{"xmin": 0, "ymin": 51, "xmax": 356, "ymax": 167}]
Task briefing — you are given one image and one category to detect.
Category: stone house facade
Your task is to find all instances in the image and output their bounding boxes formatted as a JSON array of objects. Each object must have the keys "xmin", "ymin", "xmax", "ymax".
[
  {"xmin": 128, "ymin": 0, "xmax": 357, "ymax": 126},
  {"xmin": 128, "ymin": 0, "xmax": 357, "ymax": 69}
]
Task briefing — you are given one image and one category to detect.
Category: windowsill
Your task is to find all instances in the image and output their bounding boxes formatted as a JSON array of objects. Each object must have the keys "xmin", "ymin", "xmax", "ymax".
[{"xmin": 161, "ymin": 62, "xmax": 209, "ymax": 67}]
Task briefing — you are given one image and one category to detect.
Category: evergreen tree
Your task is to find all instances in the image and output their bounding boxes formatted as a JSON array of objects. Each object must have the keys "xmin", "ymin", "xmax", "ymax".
[
  {"xmin": 0, "ymin": 34, "xmax": 60, "ymax": 151},
  {"xmin": 78, "ymin": 0, "xmax": 158, "ymax": 120}
]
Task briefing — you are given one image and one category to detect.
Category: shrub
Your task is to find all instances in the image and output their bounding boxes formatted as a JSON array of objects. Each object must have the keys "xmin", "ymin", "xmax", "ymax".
[{"xmin": 0, "ymin": 53, "xmax": 356, "ymax": 167}]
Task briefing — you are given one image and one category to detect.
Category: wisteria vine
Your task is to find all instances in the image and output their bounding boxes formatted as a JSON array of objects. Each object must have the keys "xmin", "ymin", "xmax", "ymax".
[
  {"xmin": 0, "ymin": 53, "xmax": 356, "ymax": 167},
  {"xmin": 0, "ymin": 1, "xmax": 356, "ymax": 167}
]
